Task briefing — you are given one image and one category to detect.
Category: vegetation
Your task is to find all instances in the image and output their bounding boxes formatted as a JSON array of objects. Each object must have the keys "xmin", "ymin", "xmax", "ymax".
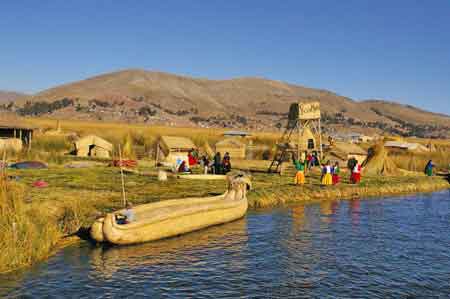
[{"xmin": 0, "ymin": 117, "xmax": 448, "ymax": 273}]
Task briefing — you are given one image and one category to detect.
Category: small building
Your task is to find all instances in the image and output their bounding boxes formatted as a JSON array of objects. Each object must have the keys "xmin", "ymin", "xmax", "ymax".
[
  {"xmin": 156, "ymin": 135, "xmax": 197, "ymax": 165},
  {"xmin": 327, "ymin": 142, "xmax": 368, "ymax": 165},
  {"xmin": 0, "ymin": 121, "xmax": 35, "ymax": 145},
  {"xmin": 298, "ymin": 127, "xmax": 317, "ymax": 150},
  {"xmin": 74, "ymin": 135, "xmax": 112, "ymax": 158},
  {"xmin": 223, "ymin": 130, "xmax": 252, "ymax": 138},
  {"xmin": 215, "ymin": 138, "xmax": 246, "ymax": 159},
  {"xmin": 384, "ymin": 141, "xmax": 429, "ymax": 152}
]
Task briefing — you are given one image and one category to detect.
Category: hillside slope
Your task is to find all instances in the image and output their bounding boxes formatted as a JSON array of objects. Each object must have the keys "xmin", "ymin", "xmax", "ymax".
[
  {"xmin": 7, "ymin": 69, "xmax": 450, "ymax": 137},
  {"xmin": 0, "ymin": 90, "xmax": 27, "ymax": 104}
]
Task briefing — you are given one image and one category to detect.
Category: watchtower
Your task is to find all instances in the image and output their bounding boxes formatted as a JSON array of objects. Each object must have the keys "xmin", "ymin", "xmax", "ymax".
[{"xmin": 268, "ymin": 101, "xmax": 323, "ymax": 173}]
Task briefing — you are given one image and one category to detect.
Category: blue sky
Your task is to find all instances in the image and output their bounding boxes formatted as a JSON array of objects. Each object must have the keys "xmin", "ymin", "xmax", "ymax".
[{"xmin": 1, "ymin": 1, "xmax": 449, "ymax": 115}]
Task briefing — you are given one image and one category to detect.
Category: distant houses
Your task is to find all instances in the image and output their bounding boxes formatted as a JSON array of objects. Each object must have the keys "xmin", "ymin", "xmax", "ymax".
[{"xmin": 329, "ymin": 132, "xmax": 376, "ymax": 144}]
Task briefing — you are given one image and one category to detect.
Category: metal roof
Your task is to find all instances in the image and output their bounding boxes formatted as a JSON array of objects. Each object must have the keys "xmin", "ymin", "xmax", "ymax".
[{"xmin": 223, "ymin": 130, "xmax": 251, "ymax": 137}]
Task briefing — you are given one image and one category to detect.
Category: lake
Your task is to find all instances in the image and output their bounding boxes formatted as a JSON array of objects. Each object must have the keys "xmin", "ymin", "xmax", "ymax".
[{"xmin": 1, "ymin": 190, "xmax": 450, "ymax": 298}]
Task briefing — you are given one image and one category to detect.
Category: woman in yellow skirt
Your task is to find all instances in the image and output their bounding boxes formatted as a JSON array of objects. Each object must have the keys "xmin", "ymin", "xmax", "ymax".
[
  {"xmin": 293, "ymin": 156, "xmax": 306, "ymax": 185},
  {"xmin": 321, "ymin": 160, "xmax": 333, "ymax": 185}
]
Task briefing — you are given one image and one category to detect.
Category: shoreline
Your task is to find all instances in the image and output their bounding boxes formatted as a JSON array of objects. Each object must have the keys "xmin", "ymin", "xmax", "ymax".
[
  {"xmin": 1, "ymin": 175, "xmax": 449, "ymax": 275},
  {"xmin": 248, "ymin": 176, "xmax": 450, "ymax": 208}
]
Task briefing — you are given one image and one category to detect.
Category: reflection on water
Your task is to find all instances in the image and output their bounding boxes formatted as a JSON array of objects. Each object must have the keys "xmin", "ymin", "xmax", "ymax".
[
  {"xmin": 1, "ymin": 190, "xmax": 450, "ymax": 298},
  {"xmin": 90, "ymin": 219, "xmax": 248, "ymax": 279}
]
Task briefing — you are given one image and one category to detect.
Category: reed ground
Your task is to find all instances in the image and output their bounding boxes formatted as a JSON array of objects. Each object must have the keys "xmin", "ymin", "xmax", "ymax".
[{"xmin": 1, "ymin": 117, "xmax": 449, "ymax": 273}]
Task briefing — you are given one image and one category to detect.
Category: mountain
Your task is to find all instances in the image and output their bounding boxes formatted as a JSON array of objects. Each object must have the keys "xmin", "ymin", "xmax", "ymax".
[
  {"xmin": 7, "ymin": 69, "xmax": 450, "ymax": 138},
  {"xmin": 0, "ymin": 90, "xmax": 27, "ymax": 104}
]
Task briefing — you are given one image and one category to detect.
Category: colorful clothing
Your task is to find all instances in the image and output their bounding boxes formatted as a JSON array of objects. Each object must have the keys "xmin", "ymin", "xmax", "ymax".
[
  {"xmin": 350, "ymin": 164, "xmax": 361, "ymax": 184},
  {"xmin": 424, "ymin": 161, "xmax": 434, "ymax": 176},
  {"xmin": 332, "ymin": 166, "xmax": 340, "ymax": 185},
  {"xmin": 295, "ymin": 171, "xmax": 305, "ymax": 184},
  {"xmin": 321, "ymin": 165, "xmax": 333, "ymax": 185},
  {"xmin": 294, "ymin": 160, "xmax": 305, "ymax": 184}
]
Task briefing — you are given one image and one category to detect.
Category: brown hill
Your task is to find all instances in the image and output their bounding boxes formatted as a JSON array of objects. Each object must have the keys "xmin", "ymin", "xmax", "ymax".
[
  {"xmin": 8, "ymin": 69, "xmax": 450, "ymax": 137},
  {"xmin": 0, "ymin": 90, "xmax": 27, "ymax": 104}
]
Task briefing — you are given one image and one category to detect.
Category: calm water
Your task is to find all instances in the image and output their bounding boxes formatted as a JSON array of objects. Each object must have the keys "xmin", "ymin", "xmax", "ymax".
[{"xmin": 1, "ymin": 190, "xmax": 450, "ymax": 298}]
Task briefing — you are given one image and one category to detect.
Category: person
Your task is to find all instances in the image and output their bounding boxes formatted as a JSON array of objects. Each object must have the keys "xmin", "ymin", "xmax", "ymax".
[
  {"xmin": 308, "ymin": 154, "xmax": 315, "ymax": 170},
  {"xmin": 178, "ymin": 160, "xmax": 190, "ymax": 173},
  {"xmin": 350, "ymin": 160, "xmax": 361, "ymax": 184},
  {"xmin": 332, "ymin": 162, "xmax": 340, "ymax": 185},
  {"xmin": 116, "ymin": 202, "xmax": 135, "ymax": 224},
  {"xmin": 222, "ymin": 152, "xmax": 231, "ymax": 174},
  {"xmin": 313, "ymin": 151, "xmax": 320, "ymax": 166},
  {"xmin": 213, "ymin": 152, "xmax": 222, "ymax": 174},
  {"xmin": 201, "ymin": 155, "xmax": 210, "ymax": 174},
  {"xmin": 321, "ymin": 160, "xmax": 333, "ymax": 185},
  {"xmin": 347, "ymin": 157, "xmax": 357, "ymax": 172},
  {"xmin": 424, "ymin": 160, "xmax": 435, "ymax": 176},
  {"xmin": 293, "ymin": 155, "xmax": 306, "ymax": 185},
  {"xmin": 188, "ymin": 150, "xmax": 197, "ymax": 167}
]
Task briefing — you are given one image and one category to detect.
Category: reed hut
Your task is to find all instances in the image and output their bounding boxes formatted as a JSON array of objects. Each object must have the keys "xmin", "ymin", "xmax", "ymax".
[
  {"xmin": 362, "ymin": 143, "xmax": 400, "ymax": 176},
  {"xmin": 156, "ymin": 136, "xmax": 196, "ymax": 165},
  {"xmin": 0, "ymin": 119, "xmax": 35, "ymax": 150},
  {"xmin": 74, "ymin": 135, "xmax": 112, "ymax": 158},
  {"xmin": 215, "ymin": 138, "xmax": 246, "ymax": 159},
  {"xmin": 327, "ymin": 142, "xmax": 368, "ymax": 165}
]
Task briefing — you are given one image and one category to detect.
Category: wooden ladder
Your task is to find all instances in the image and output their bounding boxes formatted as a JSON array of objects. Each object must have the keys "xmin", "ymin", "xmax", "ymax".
[{"xmin": 268, "ymin": 121, "xmax": 298, "ymax": 174}]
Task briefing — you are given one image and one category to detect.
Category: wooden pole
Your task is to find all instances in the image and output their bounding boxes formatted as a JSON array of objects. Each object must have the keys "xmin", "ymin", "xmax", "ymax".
[
  {"xmin": 297, "ymin": 120, "xmax": 300, "ymax": 161},
  {"xmin": 118, "ymin": 144, "xmax": 127, "ymax": 207},
  {"xmin": 1, "ymin": 149, "xmax": 6, "ymax": 179},
  {"xmin": 319, "ymin": 117, "xmax": 323, "ymax": 160}
]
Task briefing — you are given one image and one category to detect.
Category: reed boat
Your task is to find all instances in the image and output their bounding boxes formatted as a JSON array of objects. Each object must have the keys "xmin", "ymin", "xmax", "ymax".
[{"xmin": 91, "ymin": 172, "xmax": 251, "ymax": 245}]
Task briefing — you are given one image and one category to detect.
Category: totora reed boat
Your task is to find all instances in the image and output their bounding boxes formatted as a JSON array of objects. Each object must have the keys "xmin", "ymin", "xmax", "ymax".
[{"xmin": 90, "ymin": 172, "xmax": 251, "ymax": 245}]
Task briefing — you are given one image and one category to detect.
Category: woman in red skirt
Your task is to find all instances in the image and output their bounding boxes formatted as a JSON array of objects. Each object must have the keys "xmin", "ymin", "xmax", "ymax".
[
  {"xmin": 332, "ymin": 162, "xmax": 340, "ymax": 185},
  {"xmin": 350, "ymin": 161, "xmax": 361, "ymax": 184}
]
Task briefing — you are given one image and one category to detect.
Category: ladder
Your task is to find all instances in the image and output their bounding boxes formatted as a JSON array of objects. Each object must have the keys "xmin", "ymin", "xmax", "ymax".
[{"xmin": 268, "ymin": 120, "xmax": 298, "ymax": 173}]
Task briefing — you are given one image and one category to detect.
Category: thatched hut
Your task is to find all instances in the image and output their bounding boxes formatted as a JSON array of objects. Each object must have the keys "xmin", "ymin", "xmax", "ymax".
[
  {"xmin": 156, "ymin": 136, "xmax": 196, "ymax": 165},
  {"xmin": 362, "ymin": 143, "xmax": 400, "ymax": 176},
  {"xmin": 215, "ymin": 138, "xmax": 246, "ymax": 159},
  {"xmin": 0, "ymin": 138, "xmax": 22, "ymax": 152},
  {"xmin": 327, "ymin": 142, "xmax": 368, "ymax": 165},
  {"xmin": 0, "ymin": 118, "xmax": 35, "ymax": 148},
  {"xmin": 74, "ymin": 135, "xmax": 112, "ymax": 158}
]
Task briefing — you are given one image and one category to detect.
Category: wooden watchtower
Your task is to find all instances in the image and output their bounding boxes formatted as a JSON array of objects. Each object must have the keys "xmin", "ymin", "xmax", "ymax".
[{"xmin": 268, "ymin": 101, "xmax": 323, "ymax": 173}]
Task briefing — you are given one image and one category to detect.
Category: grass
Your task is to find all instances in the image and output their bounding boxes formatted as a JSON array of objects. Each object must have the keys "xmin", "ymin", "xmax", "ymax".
[
  {"xmin": 1, "ymin": 159, "xmax": 448, "ymax": 273},
  {"xmin": 389, "ymin": 149, "xmax": 450, "ymax": 173},
  {"xmin": 0, "ymin": 117, "xmax": 449, "ymax": 273}
]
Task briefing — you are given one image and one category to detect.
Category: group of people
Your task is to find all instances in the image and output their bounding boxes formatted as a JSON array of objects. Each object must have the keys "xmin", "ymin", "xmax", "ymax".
[
  {"xmin": 292, "ymin": 152, "xmax": 362, "ymax": 186},
  {"xmin": 208, "ymin": 152, "xmax": 232, "ymax": 174},
  {"xmin": 177, "ymin": 148, "xmax": 232, "ymax": 175}
]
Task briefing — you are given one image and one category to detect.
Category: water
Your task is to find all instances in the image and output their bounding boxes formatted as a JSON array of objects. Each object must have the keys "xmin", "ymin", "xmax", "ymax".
[{"xmin": 1, "ymin": 191, "xmax": 450, "ymax": 298}]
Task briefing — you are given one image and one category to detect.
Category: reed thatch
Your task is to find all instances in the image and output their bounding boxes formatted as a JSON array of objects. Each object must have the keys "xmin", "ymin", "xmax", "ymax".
[{"xmin": 362, "ymin": 143, "xmax": 400, "ymax": 176}]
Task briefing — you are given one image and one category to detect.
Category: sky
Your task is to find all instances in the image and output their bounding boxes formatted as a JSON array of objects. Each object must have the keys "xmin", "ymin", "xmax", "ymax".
[{"xmin": 1, "ymin": 0, "xmax": 449, "ymax": 115}]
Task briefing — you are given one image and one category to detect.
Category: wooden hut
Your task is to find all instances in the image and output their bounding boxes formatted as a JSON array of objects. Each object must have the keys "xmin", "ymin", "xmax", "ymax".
[
  {"xmin": 74, "ymin": 135, "xmax": 112, "ymax": 158},
  {"xmin": 156, "ymin": 136, "xmax": 196, "ymax": 165},
  {"xmin": 215, "ymin": 138, "xmax": 246, "ymax": 159}
]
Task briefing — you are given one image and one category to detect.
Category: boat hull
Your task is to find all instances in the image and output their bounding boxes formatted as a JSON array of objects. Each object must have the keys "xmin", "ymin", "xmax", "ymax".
[{"xmin": 91, "ymin": 173, "xmax": 250, "ymax": 245}]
